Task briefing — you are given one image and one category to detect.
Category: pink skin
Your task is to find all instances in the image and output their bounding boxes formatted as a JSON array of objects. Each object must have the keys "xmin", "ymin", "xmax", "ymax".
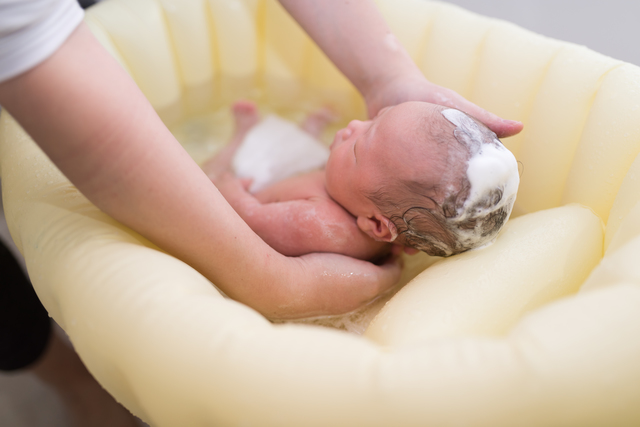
[
  {"xmin": 0, "ymin": 18, "xmax": 401, "ymax": 319},
  {"xmin": 210, "ymin": 101, "xmax": 456, "ymax": 260},
  {"xmin": 0, "ymin": 0, "xmax": 517, "ymax": 320},
  {"xmin": 325, "ymin": 102, "xmax": 457, "ymax": 252},
  {"xmin": 209, "ymin": 102, "xmax": 390, "ymax": 261}
]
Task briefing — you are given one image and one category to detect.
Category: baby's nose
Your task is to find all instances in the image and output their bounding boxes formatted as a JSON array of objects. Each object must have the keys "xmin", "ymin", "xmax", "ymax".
[{"xmin": 347, "ymin": 119, "xmax": 365, "ymax": 132}]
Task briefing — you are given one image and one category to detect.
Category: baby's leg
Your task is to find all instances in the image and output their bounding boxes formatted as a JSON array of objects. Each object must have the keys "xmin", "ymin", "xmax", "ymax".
[
  {"xmin": 202, "ymin": 101, "xmax": 259, "ymax": 179},
  {"xmin": 301, "ymin": 107, "xmax": 336, "ymax": 139},
  {"xmin": 230, "ymin": 100, "xmax": 260, "ymax": 141}
]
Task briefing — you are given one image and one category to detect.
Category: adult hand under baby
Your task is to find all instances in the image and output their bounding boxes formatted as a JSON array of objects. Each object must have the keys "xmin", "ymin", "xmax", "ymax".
[
  {"xmin": 271, "ymin": 251, "xmax": 403, "ymax": 319},
  {"xmin": 210, "ymin": 173, "xmax": 403, "ymax": 319},
  {"xmin": 365, "ymin": 73, "xmax": 524, "ymax": 139}
]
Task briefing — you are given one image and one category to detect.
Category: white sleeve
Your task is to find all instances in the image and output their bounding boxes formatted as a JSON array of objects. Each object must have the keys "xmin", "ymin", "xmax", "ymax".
[{"xmin": 0, "ymin": 0, "xmax": 84, "ymax": 82}]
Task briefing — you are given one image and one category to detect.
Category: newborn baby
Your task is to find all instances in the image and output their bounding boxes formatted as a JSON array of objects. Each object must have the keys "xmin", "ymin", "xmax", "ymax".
[{"xmin": 203, "ymin": 100, "xmax": 519, "ymax": 261}]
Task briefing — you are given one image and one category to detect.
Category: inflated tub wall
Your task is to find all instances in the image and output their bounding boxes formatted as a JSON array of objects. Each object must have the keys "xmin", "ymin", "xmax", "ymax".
[{"xmin": 1, "ymin": 0, "xmax": 640, "ymax": 426}]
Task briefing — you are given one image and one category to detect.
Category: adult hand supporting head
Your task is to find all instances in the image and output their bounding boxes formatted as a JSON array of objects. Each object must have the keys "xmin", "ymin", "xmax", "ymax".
[
  {"xmin": 278, "ymin": 0, "xmax": 523, "ymax": 139},
  {"xmin": 364, "ymin": 71, "xmax": 524, "ymax": 138},
  {"xmin": 0, "ymin": 21, "xmax": 401, "ymax": 319}
]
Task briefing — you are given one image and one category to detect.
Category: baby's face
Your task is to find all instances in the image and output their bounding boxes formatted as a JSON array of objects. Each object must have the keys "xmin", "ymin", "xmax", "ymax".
[{"xmin": 325, "ymin": 102, "xmax": 455, "ymax": 218}]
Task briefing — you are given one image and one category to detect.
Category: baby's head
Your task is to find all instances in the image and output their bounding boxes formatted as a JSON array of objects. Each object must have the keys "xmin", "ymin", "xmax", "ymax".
[{"xmin": 325, "ymin": 101, "xmax": 519, "ymax": 257}]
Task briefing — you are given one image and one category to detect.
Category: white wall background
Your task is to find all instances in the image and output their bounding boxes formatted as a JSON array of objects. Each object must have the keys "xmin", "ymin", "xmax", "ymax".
[{"xmin": 444, "ymin": 0, "xmax": 640, "ymax": 66}]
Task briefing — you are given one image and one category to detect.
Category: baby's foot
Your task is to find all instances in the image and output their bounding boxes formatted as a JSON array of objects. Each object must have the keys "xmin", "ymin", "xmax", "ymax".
[
  {"xmin": 202, "ymin": 101, "xmax": 259, "ymax": 180},
  {"xmin": 302, "ymin": 107, "xmax": 337, "ymax": 138},
  {"xmin": 232, "ymin": 100, "xmax": 260, "ymax": 136}
]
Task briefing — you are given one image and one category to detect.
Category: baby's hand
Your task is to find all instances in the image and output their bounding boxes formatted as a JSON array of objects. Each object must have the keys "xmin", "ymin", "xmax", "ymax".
[
  {"xmin": 238, "ymin": 177, "xmax": 253, "ymax": 191},
  {"xmin": 201, "ymin": 154, "xmax": 231, "ymax": 181},
  {"xmin": 213, "ymin": 172, "xmax": 245, "ymax": 191},
  {"xmin": 212, "ymin": 172, "xmax": 256, "ymax": 210}
]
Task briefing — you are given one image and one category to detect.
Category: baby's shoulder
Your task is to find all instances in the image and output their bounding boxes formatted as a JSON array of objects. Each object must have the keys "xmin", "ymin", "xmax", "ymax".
[
  {"xmin": 253, "ymin": 171, "xmax": 390, "ymax": 260},
  {"xmin": 254, "ymin": 170, "xmax": 330, "ymax": 203},
  {"xmin": 307, "ymin": 197, "xmax": 391, "ymax": 261}
]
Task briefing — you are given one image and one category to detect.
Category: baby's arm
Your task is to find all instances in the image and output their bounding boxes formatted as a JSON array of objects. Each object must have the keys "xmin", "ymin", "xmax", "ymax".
[{"xmin": 214, "ymin": 174, "xmax": 389, "ymax": 261}]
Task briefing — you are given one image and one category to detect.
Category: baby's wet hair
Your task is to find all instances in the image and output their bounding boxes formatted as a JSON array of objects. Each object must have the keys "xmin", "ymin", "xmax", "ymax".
[
  {"xmin": 367, "ymin": 109, "xmax": 517, "ymax": 257},
  {"xmin": 370, "ymin": 183, "xmax": 511, "ymax": 257}
]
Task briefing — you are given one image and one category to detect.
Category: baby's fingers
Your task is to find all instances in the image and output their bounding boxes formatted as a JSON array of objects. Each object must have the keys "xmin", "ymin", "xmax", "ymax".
[
  {"xmin": 295, "ymin": 252, "xmax": 403, "ymax": 315},
  {"xmin": 239, "ymin": 177, "xmax": 253, "ymax": 191},
  {"xmin": 373, "ymin": 253, "xmax": 404, "ymax": 293}
]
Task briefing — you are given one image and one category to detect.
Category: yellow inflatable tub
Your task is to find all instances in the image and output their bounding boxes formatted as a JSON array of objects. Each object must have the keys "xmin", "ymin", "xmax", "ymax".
[{"xmin": 1, "ymin": 0, "xmax": 640, "ymax": 425}]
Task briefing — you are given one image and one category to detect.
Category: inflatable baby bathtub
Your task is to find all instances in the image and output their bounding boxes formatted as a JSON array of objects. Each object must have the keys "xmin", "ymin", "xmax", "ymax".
[{"xmin": 1, "ymin": 0, "xmax": 640, "ymax": 425}]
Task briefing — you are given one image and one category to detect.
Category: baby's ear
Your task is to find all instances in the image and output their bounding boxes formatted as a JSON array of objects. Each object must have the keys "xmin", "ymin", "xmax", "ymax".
[{"xmin": 357, "ymin": 214, "xmax": 398, "ymax": 242}]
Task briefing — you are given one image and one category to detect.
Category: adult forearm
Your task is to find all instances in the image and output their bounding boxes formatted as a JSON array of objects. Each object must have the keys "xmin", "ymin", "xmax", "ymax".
[
  {"xmin": 0, "ymin": 23, "xmax": 275, "ymax": 298},
  {"xmin": 277, "ymin": 0, "xmax": 422, "ymax": 101},
  {"xmin": 0, "ymin": 22, "xmax": 401, "ymax": 318},
  {"xmin": 278, "ymin": 0, "xmax": 523, "ymax": 137}
]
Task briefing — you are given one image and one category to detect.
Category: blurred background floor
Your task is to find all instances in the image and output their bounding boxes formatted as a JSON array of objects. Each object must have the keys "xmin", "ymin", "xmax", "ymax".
[
  {"xmin": 0, "ymin": 191, "xmax": 75, "ymax": 427},
  {"xmin": 1, "ymin": 0, "xmax": 638, "ymax": 426}
]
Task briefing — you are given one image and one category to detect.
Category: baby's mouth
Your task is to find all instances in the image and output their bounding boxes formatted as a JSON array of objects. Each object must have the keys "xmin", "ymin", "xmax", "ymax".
[
  {"xmin": 330, "ymin": 128, "xmax": 351, "ymax": 150},
  {"xmin": 329, "ymin": 131, "xmax": 342, "ymax": 150}
]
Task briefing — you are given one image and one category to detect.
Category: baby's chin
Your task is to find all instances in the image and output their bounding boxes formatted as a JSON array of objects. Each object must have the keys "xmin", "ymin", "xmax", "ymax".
[{"xmin": 322, "ymin": 169, "xmax": 341, "ymax": 202}]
